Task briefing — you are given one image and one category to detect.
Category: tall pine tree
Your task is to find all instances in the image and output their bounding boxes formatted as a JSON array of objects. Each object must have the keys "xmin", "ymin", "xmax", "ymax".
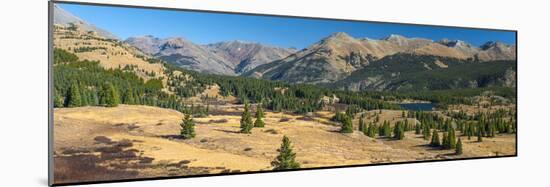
[
  {"xmin": 455, "ymin": 138, "xmax": 463, "ymax": 155},
  {"xmin": 358, "ymin": 117, "xmax": 366, "ymax": 132},
  {"xmin": 66, "ymin": 82, "xmax": 82, "ymax": 107},
  {"xmin": 122, "ymin": 86, "xmax": 135, "ymax": 104},
  {"xmin": 100, "ymin": 82, "xmax": 120, "ymax": 107},
  {"xmin": 180, "ymin": 114, "xmax": 196, "ymax": 139},
  {"xmin": 240, "ymin": 103, "xmax": 253, "ymax": 133},
  {"xmin": 430, "ymin": 130, "xmax": 441, "ymax": 147},
  {"xmin": 383, "ymin": 121, "xmax": 391, "ymax": 137},
  {"xmin": 340, "ymin": 115, "xmax": 353, "ymax": 133},
  {"xmin": 271, "ymin": 136, "xmax": 300, "ymax": 170},
  {"xmin": 477, "ymin": 128, "xmax": 483, "ymax": 142},
  {"xmin": 393, "ymin": 122, "xmax": 405, "ymax": 140},
  {"xmin": 367, "ymin": 123, "xmax": 376, "ymax": 138},
  {"xmin": 254, "ymin": 104, "xmax": 265, "ymax": 128},
  {"xmin": 53, "ymin": 88, "xmax": 63, "ymax": 108}
]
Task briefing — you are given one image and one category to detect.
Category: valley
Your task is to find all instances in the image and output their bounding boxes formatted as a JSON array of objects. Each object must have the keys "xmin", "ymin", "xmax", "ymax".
[{"xmin": 51, "ymin": 4, "xmax": 517, "ymax": 185}]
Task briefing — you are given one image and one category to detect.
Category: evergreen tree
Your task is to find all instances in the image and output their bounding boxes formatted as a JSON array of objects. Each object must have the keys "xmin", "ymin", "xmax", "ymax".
[
  {"xmin": 100, "ymin": 82, "xmax": 120, "ymax": 107},
  {"xmin": 466, "ymin": 123, "xmax": 472, "ymax": 140},
  {"xmin": 254, "ymin": 105, "xmax": 265, "ymax": 128},
  {"xmin": 448, "ymin": 128, "xmax": 457, "ymax": 149},
  {"xmin": 79, "ymin": 85, "xmax": 89, "ymax": 106},
  {"xmin": 455, "ymin": 138, "xmax": 463, "ymax": 155},
  {"xmin": 393, "ymin": 122, "xmax": 405, "ymax": 140},
  {"xmin": 256, "ymin": 103, "xmax": 265, "ymax": 118},
  {"xmin": 367, "ymin": 122, "xmax": 376, "ymax": 137},
  {"xmin": 271, "ymin": 136, "xmax": 300, "ymax": 170},
  {"xmin": 477, "ymin": 129, "xmax": 483, "ymax": 142},
  {"xmin": 340, "ymin": 115, "xmax": 353, "ymax": 133},
  {"xmin": 383, "ymin": 121, "xmax": 391, "ymax": 137},
  {"xmin": 122, "ymin": 86, "xmax": 135, "ymax": 104},
  {"xmin": 422, "ymin": 124, "xmax": 431, "ymax": 140},
  {"xmin": 180, "ymin": 114, "xmax": 196, "ymax": 139},
  {"xmin": 506, "ymin": 122, "xmax": 513, "ymax": 134},
  {"xmin": 66, "ymin": 82, "xmax": 82, "ymax": 107},
  {"xmin": 442, "ymin": 133, "xmax": 448, "ymax": 148},
  {"xmin": 358, "ymin": 117, "xmax": 366, "ymax": 132},
  {"xmin": 240, "ymin": 103, "xmax": 253, "ymax": 133},
  {"xmin": 91, "ymin": 91, "xmax": 99, "ymax": 105},
  {"xmin": 430, "ymin": 130, "xmax": 441, "ymax": 147},
  {"xmin": 53, "ymin": 88, "xmax": 63, "ymax": 107}
]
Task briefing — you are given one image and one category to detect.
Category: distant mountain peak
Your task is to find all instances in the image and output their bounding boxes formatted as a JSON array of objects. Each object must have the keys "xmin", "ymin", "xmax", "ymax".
[
  {"xmin": 383, "ymin": 34, "xmax": 432, "ymax": 47},
  {"xmin": 158, "ymin": 37, "xmax": 189, "ymax": 50},
  {"xmin": 384, "ymin": 34, "xmax": 406, "ymax": 40},
  {"xmin": 438, "ymin": 39, "xmax": 472, "ymax": 48},
  {"xmin": 480, "ymin": 41, "xmax": 508, "ymax": 50},
  {"xmin": 330, "ymin": 32, "xmax": 352, "ymax": 37},
  {"xmin": 323, "ymin": 32, "xmax": 355, "ymax": 42}
]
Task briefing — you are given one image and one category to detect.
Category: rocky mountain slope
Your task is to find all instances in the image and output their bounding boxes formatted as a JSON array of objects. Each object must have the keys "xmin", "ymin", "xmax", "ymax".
[
  {"xmin": 244, "ymin": 32, "xmax": 516, "ymax": 90},
  {"xmin": 125, "ymin": 36, "xmax": 295, "ymax": 75},
  {"xmin": 126, "ymin": 36, "xmax": 235, "ymax": 75}
]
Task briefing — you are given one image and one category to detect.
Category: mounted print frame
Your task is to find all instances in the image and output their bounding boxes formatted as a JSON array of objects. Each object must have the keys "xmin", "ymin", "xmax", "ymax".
[{"xmin": 49, "ymin": 1, "xmax": 517, "ymax": 186}]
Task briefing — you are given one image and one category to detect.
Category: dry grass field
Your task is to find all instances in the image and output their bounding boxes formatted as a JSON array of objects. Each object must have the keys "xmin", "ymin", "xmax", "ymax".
[{"xmin": 53, "ymin": 104, "xmax": 515, "ymax": 184}]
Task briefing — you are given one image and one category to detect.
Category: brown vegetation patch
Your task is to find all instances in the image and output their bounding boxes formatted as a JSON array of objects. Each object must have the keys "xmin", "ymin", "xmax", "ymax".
[
  {"xmin": 297, "ymin": 116, "xmax": 315, "ymax": 121},
  {"xmin": 279, "ymin": 118, "xmax": 291, "ymax": 122},
  {"xmin": 263, "ymin": 129, "xmax": 279, "ymax": 134},
  {"xmin": 94, "ymin": 136, "xmax": 114, "ymax": 145},
  {"xmin": 54, "ymin": 154, "xmax": 139, "ymax": 184},
  {"xmin": 208, "ymin": 119, "xmax": 229, "ymax": 123}
]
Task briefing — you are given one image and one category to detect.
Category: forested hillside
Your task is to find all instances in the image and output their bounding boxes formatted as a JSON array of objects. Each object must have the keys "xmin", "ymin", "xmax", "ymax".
[
  {"xmin": 53, "ymin": 47, "xmax": 401, "ymax": 115},
  {"xmin": 332, "ymin": 53, "xmax": 516, "ymax": 91}
]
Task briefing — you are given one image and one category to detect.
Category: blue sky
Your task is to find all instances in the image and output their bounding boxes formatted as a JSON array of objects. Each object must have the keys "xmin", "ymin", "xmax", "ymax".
[{"xmin": 58, "ymin": 3, "xmax": 516, "ymax": 49}]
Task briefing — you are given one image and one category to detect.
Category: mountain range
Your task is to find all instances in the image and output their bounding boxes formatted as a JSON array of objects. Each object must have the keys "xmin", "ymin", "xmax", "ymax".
[
  {"xmin": 243, "ymin": 32, "xmax": 516, "ymax": 85},
  {"xmin": 54, "ymin": 5, "xmax": 516, "ymax": 92},
  {"xmin": 125, "ymin": 36, "xmax": 296, "ymax": 75}
]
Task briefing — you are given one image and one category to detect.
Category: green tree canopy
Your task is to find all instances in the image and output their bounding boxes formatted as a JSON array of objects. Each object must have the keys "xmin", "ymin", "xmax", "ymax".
[
  {"xmin": 271, "ymin": 136, "xmax": 300, "ymax": 170},
  {"xmin": 180, "ymin": 114, "xmax": 196, "ymax": 139},
  {"xmin": 254, "ymin": 104, "xmax": 265, "ymax": 128},
  {"xmin": 66, "ymin": 81, "xmax": 82, "ymax": 107},
  {"xmin": 240, "ymin": 103, "xmax": 253, "ymax": 133}
]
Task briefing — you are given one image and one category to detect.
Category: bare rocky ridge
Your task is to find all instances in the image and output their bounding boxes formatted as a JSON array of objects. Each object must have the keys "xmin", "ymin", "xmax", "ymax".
[
  {"xmin": 125, "ymin": 36, "xmax": 296, "ymax": 75},
  {"xmin": 206, "ymin": 41, "xmax": 296, "ymax": 73},
  {"xmin": 477, "ymin": 41, "xmax": 517, "ymax": 61}
]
